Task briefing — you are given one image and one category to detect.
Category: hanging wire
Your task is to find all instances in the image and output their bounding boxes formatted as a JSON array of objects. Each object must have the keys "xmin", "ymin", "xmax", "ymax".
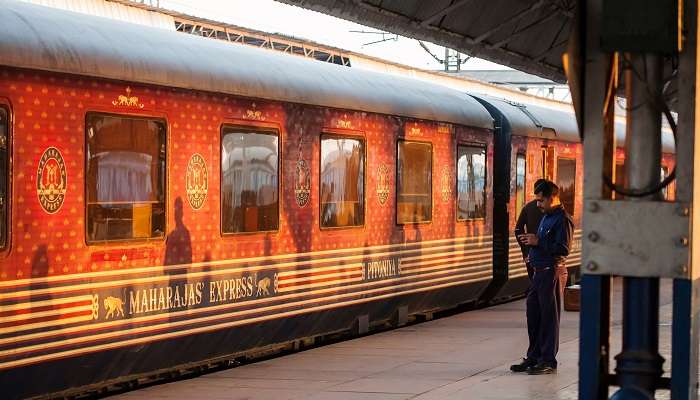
[{"xmin": 602, "ymin": 53, "xmax": 678, "ymax": 198}]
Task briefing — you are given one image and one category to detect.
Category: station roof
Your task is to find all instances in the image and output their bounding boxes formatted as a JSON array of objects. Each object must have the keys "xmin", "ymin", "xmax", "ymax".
[
  {"xmin": 277, "ymin": 0, "xmax": 573, "ymax": 82},
  {"xmin": 0, "ymin": 0, "xmax": 494, "ymax": 129}
]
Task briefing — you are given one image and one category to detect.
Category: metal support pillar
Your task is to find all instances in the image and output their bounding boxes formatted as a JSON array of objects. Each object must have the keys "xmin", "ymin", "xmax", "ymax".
[
  {"xmin": 578, "ymin": 0, "xmax": 615, "ymax": 396},
  {"xmin": 578, "ymin": 1, "xmax": 700, "ymax": 399},
  {"xmin": 672, "ymin": 2, "xmax": 700, "ymax": 398},
  {"xmin": 610, "ymin": 54, "xmax": 665, "ymax": 400},
  {"xmin": 580, "ymin": 274, "xmax": 612, "ymax": 399}
]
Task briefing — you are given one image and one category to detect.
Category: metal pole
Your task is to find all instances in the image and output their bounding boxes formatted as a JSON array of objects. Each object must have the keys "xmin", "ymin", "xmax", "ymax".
[{"xmin": 610, "ymin": 53, "xmax": 665, "ymax": 399}]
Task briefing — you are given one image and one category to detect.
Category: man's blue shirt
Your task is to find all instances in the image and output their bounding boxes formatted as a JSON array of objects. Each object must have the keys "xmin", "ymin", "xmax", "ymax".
[{"xmin": 528, "ymin": 205, "xmax": 574, "ymax": 267}]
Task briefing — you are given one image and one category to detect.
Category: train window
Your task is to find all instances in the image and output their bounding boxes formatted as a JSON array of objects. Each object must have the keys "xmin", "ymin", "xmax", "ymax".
[
  {"xmin": 456, "ymin": 145, "xmax": 486, "ymax": 220},
  {"xmin": 0, "ymin": 107, "xmax": 8, "ymax": 249},
  {"xmin": 86, "ymin": 113, "xmax": 166, "ymax": 243},
  {"xmin": 320, "ymin": 135, "xmax": 364, "ymax": 228},
  {"xmin": 515, "ymin": 153, "xmax": 526, "ymax": 217},
  {"xmin": 556, "ymin": 158, "xmax": 576, "ymax": 216},
  {"xmin": 221, "ymin": 126, "xmax": 279, "ymax": 233},
  {"xmin": 397, "ymin": 140, "xmax": 431, "ymax": 224}
]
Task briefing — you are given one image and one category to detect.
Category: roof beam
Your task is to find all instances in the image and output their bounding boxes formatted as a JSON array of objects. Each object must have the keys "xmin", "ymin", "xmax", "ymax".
[
  {"xmin": 420, "ymin": 0, "xmax": 476, "ymax": 27},
  {"xmin": 488, "ymin": 8, "xmax": 565, "ymax": 50},
  {"xmin": 534, "ymin": 39, "xmax": 568, "ymax": 61},
  {"xmin": 472, "ymin": 0, "xmax": 547, "ymax": 44}
]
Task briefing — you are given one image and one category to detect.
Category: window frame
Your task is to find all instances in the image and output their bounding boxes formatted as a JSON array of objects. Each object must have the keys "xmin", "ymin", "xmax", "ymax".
[
  {"xmin": 219, "ymin": 123, "xmax": 281, "ymax": 236},
  {"xmin": 395, "ymin": 139, "xmax": 433, "ymax": 226},
  {"xmin": 556, "ymin": 156, "xmax": 577, "ymax": 216},
  {"xmin": 455, "ymin": 142, "xmax": 488, "ymax": 222},
  {"xmin": 84, "ymin": 111, "xmax": 168, "ymax": 246},
  {"xmin": 0, "ymin": 103, "xmax": 11, "ymax": 254},
  {"xmin": 514, "ymin": 151, "xmax": 527, "ymax": 220},
  {"xmin": 318, "ymin": 132, "xmax": 366, "ymax": 231}
]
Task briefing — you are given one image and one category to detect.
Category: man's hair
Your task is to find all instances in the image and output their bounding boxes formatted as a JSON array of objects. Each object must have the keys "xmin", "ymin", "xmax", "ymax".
[
  {"xmin": 534, "ymin": 180, "xmax": 559, "ymax": 197},
  {"xmin": 533, "ymin": 179, "xmax": 547, "ymax": 192}
]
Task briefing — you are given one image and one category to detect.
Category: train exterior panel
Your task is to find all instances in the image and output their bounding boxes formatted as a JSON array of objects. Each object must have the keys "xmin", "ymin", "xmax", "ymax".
[{"xmin": 0, "ymin": 66, "xmax": 494, "ymax": 398}]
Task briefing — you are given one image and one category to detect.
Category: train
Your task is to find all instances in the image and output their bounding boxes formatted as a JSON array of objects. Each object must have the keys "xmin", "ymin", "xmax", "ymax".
[{"xmin": 0, "ymin": 1, "xmax": 676, "ymax": 398}]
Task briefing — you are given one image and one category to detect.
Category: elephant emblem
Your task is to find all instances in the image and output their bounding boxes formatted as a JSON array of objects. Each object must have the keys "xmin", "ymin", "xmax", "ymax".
[{"xmin": 112, "ymin": 87, "xmax": 145, "ymax": 108}]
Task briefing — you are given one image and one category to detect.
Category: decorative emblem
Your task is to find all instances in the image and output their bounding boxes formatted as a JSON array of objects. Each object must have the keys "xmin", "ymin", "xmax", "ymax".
[
  {"xmin": 111, "ymin": 86, "xmax": 145, "ymax": 108},
  {"xmin": 440, "ymin": 166, "xmax": 452, "ymax": 203},
  {"xmin": 186, "ymin": 153, "xmax": 208, "ymax": 210},
  {"xmin": 337, "ymin": 119, "xmax": 352, "ymax": 129},
  {"xmin": 244, "ymin": 103, "xmax": 265, "ymax": 121},
  {"xmin": 91, "ymin": 294, "xmax": 100, "ymax": 320},
  {"xmin": 376, "ymin": 163, "xmax": 390, "ymax": 205},
  {"xmin": 103, "ymin": 296, "xmax": 125, "ymax": 319},
  {"xmin": 294, "ymin": 135, "xmax": 310, "ymax": 207},
  {"xmin": 295, "ymin": 159, "xmax": 311, "ymax": 207},
  {"xmin": 408, "ymin": 122, "xmax": 422, "ymax": 136},
  {"xmin": 437, "ymin": 124, "xmax": 451, "ymax": 134},
  {"xmin": 36, "ymin": 147, "xmax": 67, "ymax": 214}
]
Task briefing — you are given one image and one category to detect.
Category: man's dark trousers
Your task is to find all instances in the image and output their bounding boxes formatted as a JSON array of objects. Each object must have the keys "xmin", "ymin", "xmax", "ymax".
[{"xmin": 526, "ymin": 264, "xmax": 568, "ymax": 366}]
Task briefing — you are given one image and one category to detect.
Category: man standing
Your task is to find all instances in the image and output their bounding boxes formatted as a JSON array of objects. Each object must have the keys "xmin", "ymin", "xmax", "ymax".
[
  {"xmin": 509, "ymin": 179, "xmax": 545, "ymax": 374},
  {"xmin": 514, "ymin": 178, "xmax": 547, "ymax": 279},
  {"xmin": 511, "ymin": 180, "xmax": 573, "ymax": 375}
]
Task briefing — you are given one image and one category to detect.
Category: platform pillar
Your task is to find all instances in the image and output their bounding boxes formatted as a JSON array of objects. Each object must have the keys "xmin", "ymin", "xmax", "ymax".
[{"xmin": 574, "ymin": 0, "xmax": 700, "ymax": 399}]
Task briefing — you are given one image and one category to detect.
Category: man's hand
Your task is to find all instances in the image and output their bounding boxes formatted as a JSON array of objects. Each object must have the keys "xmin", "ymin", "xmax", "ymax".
[{"xmin": 518, "ymin": 233, "xmax": 538, "ymax": 246}]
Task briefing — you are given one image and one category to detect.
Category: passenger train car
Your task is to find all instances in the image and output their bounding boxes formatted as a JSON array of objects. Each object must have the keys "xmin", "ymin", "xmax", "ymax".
[{"xmin": 0, "ymin": 2, "xmax": 672, "ymax": 398}]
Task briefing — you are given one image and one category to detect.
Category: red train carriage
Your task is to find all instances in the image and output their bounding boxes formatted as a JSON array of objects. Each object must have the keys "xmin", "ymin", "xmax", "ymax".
[{"xmin": 0, "ymin": 2, "xmax": 496, "ymax": 398}]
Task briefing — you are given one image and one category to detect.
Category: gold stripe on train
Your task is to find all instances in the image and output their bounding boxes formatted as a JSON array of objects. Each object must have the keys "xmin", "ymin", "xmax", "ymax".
[
  {"xmin": 0, "ymin": 274, "xmax": 492, "ymax": 370},
  {"xmin": 1, "ymin": 245, "xmax": 493, "ymax": 300},
  {"xmin": 0, "ymin": 256, "xmax": 493, "ymax": 342},
  {"xmin": 0, "ymin": 305, "xmax": 91, "ymax": 324},
  {"xmin": 0, "ymin": 236, "xmax": 494, "ymax": 289},
  {"xmin": 269, "ymin": 258, "xmax": 492, "ymax": 293},
  {"xmin": 0, "ymin": 295, "xmax": 93, "ymax": 312},
  {"xmin": 0, "ymin": 314, "xmax": 95, "ymax": 336},
  {"xmin": 0, "ymin": 269, "xmax": 492, "ymax": 362}
]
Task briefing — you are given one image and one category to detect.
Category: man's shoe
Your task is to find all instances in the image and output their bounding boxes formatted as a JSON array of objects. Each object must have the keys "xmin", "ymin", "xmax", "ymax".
[
  {"xmin": 510, "ymin": 358, "xmax": 537, "ymax": 372},
  {"xmin": 526, "ymin": 363, "xmax": 557, "ymax": 375}
]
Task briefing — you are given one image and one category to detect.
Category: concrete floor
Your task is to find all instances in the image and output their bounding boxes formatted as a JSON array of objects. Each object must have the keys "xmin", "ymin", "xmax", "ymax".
[{"xmin": 111, "ymin": 278, "xmax": 677, "ymax": 400}]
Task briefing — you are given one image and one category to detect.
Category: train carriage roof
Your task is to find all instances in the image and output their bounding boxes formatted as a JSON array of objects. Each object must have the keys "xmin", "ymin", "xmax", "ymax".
[
  {"xmin": 472, "ymin": 95, "xmax": 676, "ymax": 154},
  {"xmin": 0, "ymin": 0, "xmax": 494, "ymax": 130},
  {"xmin": 471, "ymin": 95, "xmax": 579, "ymax": 142}
]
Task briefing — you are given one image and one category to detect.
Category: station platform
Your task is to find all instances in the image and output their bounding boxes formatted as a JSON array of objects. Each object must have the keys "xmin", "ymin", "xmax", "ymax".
[{"xmin": 111, "ymin": 279, "xmax": 675, "ymax": 400}]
